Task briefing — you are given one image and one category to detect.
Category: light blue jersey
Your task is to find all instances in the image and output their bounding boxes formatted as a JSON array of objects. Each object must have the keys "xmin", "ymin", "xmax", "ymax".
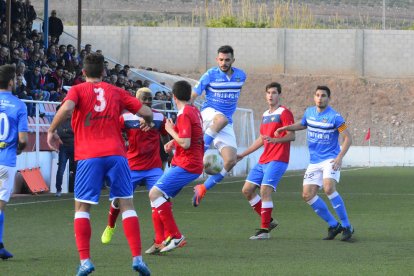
[
  {"xmin": 301, "ymin": 106, "xmax": 345, "ymax": 164},
  {"xmin": 0, "ymin": 92, "xmax": 28, "ymax": 167},
  {"xmin": 194, "ymin": 67, "xmax": 246, "ymax": 124}
]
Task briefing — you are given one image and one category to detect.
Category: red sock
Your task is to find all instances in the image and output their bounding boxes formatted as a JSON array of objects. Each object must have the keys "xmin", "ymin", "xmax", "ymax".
[
  {"xmin": 151, "ymin": 207, "xmax": 165, "ymax": 244},
  {"xmin": 74, "ymin": 217, "xmax": 91, "ymax": 260},
  {"xmin": 156, "ymin": 201, "xmax": 181, "ymax": 239},
  {"xmin": 108, "ymin": 204, "xmax": 120, "ymax": 228},
  {"xmin": 122, "ymin": 211, "xmax": 142, "ymax": 257},
  {"xmin": 261, "ymin": 208, "xmax": 273, "ymax": 229},
  {"xmin": 252, "ymin": 200, "xmax": 262, "ymax": 216}
]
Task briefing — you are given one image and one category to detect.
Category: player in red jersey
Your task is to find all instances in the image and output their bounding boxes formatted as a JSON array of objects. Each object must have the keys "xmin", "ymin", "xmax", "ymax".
[
  {"xmin": 101, "ymin": 87, "xmax": 172, "ymax": 255},
  {"xmin": 47, "ymin": 53, "xmax": 153, "ymax": 276},
  {"xmin": 237, "ymin": 82, "xmax": 295, "ymax": 240},
  {"xmin": 148, "ymin": 80, "xmax": 204, "ymax": 253}
]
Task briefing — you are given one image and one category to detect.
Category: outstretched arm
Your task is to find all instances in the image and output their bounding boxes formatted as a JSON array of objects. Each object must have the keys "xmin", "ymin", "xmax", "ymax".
[{"xmin": 275, "ymin": 122, "xmax": 306, "ymax": 136}]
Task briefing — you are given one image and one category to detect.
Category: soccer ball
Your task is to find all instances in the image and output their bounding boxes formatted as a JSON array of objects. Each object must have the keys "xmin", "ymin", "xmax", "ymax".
[{"xmin": 203, "ymin": 153, "xmax": 224, "ymax": 175}]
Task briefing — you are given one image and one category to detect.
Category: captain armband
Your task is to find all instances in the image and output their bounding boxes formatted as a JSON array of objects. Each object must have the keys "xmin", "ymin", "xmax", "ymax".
[{"xmin": 337, "ymin": 123, "xmax": 348, "ymax": 133}]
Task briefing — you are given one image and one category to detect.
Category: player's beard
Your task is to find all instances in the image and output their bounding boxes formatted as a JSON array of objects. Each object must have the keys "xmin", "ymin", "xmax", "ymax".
[{"xmin": 220, "ymin": 66, "xmax": 230, "ymax": 72}]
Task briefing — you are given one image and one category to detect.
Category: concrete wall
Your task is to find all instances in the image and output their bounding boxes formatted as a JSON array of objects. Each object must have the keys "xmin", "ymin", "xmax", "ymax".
[
  {"xmin": 232, "ymin": 146, "xmax": 414, "ymax": 176},
  {"xmin": 61, "ymin": 26, "xmax": 414, "ymax": 78}
]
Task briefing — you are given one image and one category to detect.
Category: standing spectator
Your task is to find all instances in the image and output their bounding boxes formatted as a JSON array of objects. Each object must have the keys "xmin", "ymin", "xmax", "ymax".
[
  {"xmin": 54, "ymin": 104, "xmax": 75, "ymax": 197},
  {"xmin": 237, "ymin": 82, "xmax": 295, "ymax": 240},
  {"xmin": 148, "ymin": 80, "xmax": 203, "ymax": 253},
  {"xmin": 275, "ymin": 86, "xmax": 354, "ymax": 241},
  {"xmin": 0, "ymin": 64, "xmax": 29, "ymax": 260},
  {"xmin": 47, "ymin": 10, "xmax": 63, "ymax": 43},
  {"xmin": 191, "ymin": 45, "xmax": 247, "ymax": 207},
  {"xmin": 47, "ymin": 53, "xmax": 152, "ymax": 275},
  {"xmin": 11, "ymin": 0, "xmax": 23, "ymax": 22},
  {"xmin": 23, "ymin": 0, "xmax": 37, "ymax": 23}
]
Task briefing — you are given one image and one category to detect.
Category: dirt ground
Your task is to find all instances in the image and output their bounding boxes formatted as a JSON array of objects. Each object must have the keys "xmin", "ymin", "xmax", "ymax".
[{"xmin": 187, "ymin": 73, "xmax": 414, "ymax": 147}]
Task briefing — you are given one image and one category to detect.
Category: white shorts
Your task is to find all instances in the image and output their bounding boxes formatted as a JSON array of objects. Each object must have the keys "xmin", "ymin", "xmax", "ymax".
[
  {"xmin": 303, "ymin": 159, "xmax": 340, "ymax": 188},
  {"xmin": 201, "ymin": 107, "xmax": 237, "ymax": 151},
  {"xmin": 0, "ymin": 165, "xmax": 17, "ymax": 202}
]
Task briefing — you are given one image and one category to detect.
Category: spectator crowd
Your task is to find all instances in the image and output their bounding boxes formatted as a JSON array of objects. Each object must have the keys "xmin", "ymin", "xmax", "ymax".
[{"xmin": 1, "ymin": 1, "xmax": 175, "ymax": 118}]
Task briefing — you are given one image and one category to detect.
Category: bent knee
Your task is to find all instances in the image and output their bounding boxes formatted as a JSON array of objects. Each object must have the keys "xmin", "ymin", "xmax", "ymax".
[{"xmin": 302, "ymin": 191, "xmax": 315, "ymax": 202}]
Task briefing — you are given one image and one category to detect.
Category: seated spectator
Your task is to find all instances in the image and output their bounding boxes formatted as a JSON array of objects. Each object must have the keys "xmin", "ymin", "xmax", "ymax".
[
  {"xmin": 72, "ymin": 71, "xmax": 85, "ymax": 86},
  {"xmin": 16, "ymin": 62, "xmax": 27, "ymax": 85},
  {"xmin": 49, "ymin": 66, "xmax": 64, "ymax": 101},
  {"xmin": 26, "ymin": 52, "xmax": 42, "ymax": 71},
  {"xmin": 47, "ymin": 45, "xmax": 58, "ymax": 62},
  {"xmin": 25, "ymin": 65, "xmax": 51, "ymax": 101},
  {"xmin": 9, "ymin": 38, "xmax": 19, "ymax": 51},
  {"xmin": 110, "ymin": 63, "xmax": 122, "ymax": 75},
  {"xmin": 108, "ymin": 74, "xmax": 117, "ymax": 86},
  {"xmin": 154, "ymin": 91, "xmax": 163, "ymax": 100},
  {"xmin": 84, "ymin": 43, "xmax": 92, "ymax": 54},
  {"xmin": 0, "ymin": 34, "xmax": 8, "ymax": 47},
  {"xmin": 62, "ymin": 70, "xmax": 73, "ymax": 87},
  {"xmin": 63, "ymin": 44, "xmax": 74, "ymax": 63},
  {"xmin": 10, "ymin": 48, "xmax": 22, "ymax": 64},
  {"xmin": 13, "ymin": 75, "xmax": 34, "ymax": 116},
  {"xmin": 77, "ymin": 49, "xmax": 86, "ymax": 66},
  {"xmin": 0, "ymin": 46, "xmax": 9, "ymax": 65},
  {"xmin": 103, "ymin": 60, "xmax": 110, "ymax": 76},
  {"xmin": 119, "ymin": 64, "xmax": 130, "ymax": 77},
  {"xmin": 116, "ymin": 74, "xmax": 126, "ymax": 88}
]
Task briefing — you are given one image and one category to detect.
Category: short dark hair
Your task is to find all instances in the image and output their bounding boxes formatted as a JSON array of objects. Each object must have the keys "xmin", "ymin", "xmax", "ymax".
[
  {"xmin": 316, "ymin": 85, "xmax": 331, "ymax": 97},
  {"xmin": 172, "ymin": 80, "xmax": 191, "ymax": 101},
  {"xmin": 83, "ymin": 53, "xmax": 104, "ymax": 78},
  {"xmin": 0, "ymin": 64, "xmax": 16, "ymax": 89},
  {"xmin": 265, "ymin": 82, "xmax": 281, "ymax": 94},
  {"xmin": 217, "ymin": 45, "xmax": 234, "ymax": 56}
]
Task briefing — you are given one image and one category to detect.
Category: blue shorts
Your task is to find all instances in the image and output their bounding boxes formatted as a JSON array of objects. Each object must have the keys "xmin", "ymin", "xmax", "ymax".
[
  {"xmin": 131, "ymin": 168, "xmax": 163, "ymax": 191},
  {"xmin": 154, "ymin": 166, "xmax": 200, "ymax": 198},
  {"xmin": 246, "ymin": 161, "xmax": 288, "ymax": 191},
  {"xmin": 75, "ymin": 156, "xmax": 132, "ymax": 204}
]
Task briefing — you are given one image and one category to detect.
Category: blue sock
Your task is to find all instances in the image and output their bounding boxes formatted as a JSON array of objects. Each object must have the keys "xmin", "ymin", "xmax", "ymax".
[
  {"xmin": 203, "ymin": 128, "xmax": 218, "ymax": 153},
  {"xmin": 307, "ymin": 196, "xmax": 338, "ymax": 227},
  {"xmin": 0, "ymin": 211, "xmax": 4, "ymax": 244},
  {"xmin": 204, "ymin": 169, "xmax": 226, "ymax": 190},
  {"xmin": 328, "ymin": 191, "xmax": 350, "ymax": 227}
]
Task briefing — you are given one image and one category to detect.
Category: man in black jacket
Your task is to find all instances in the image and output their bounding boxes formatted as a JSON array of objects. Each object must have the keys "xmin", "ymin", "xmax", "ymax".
[{"xmin": 47, "ymin": 10, "xmax": 63, "ymax": 43}]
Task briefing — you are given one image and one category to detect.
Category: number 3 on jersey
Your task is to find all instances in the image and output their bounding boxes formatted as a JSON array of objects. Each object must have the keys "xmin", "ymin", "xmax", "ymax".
[{"xmin": 94, "ymin": 87, "xmax": 106, "ymax": 112}]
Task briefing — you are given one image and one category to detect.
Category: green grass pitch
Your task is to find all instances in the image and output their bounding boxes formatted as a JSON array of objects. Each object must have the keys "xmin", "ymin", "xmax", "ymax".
[{"xmin": 2, "ymin": 167, "xmax": 414, "ymax": 275}]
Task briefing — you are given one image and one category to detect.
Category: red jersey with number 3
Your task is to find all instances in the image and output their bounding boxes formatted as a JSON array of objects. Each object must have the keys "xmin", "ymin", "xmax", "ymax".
[
  {"xmin": 64, "ymin": 82, "xmax": 142, "ymax": 160},
  {"xmin": 171, "ymin": 104, "xmax": 204, "ymax": 174},
  {"xmin": 259, "ymin": 106, "xmax": 294, "ymax": 164}
]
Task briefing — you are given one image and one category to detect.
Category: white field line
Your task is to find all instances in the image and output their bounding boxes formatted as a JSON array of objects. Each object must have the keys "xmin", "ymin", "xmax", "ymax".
[{"xmin": 10, "ymin": 167, "xmax": 408, "ymax": 207}]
